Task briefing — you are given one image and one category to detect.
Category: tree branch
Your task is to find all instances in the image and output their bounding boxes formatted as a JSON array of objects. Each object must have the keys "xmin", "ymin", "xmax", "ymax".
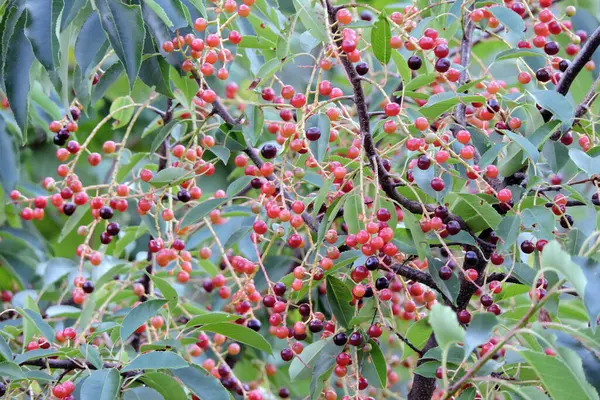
[
  {"xmin": 542, "ymin": 25, "xmax": 600, "ymax": 121},
  {"xmin": 19, "ymin": 358, "xmax": 140, "ymax": 378},
  {"xmin": 456, "ymin": 5, "xmax": 475, "ymax": 126},
  {"xmin": 390, "ymin": 263, "xmax": 455, "ymax": 309},
  {"xmin": 189, "ymin": 70, "xmax": 319, "ymax": 233}
]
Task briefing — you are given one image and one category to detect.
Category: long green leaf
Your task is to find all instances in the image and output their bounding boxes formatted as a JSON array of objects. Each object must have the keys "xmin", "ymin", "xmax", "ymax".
[{"xmin": 95, "ymin": 0, "xmax": 145, "ymax": 88}]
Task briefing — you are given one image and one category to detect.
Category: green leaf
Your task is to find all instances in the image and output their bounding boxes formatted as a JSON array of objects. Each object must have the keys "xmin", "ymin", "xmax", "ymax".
[
  {"xmin": 151, "ymin": 120, "xmax": 182, "ymax": 152},
  {"xmin": 325, "ymin": 275, "xmax": 355, "ymax": 329},
  {"xmin": 226, "ymin": 175, "xmax": 254, "ymax": 197},
  {"xmin": 0, "ymin": 361, "xmax": 24, "ymax": 378},
  {"xmin": 149, "ymin": 167, "xmax": 189, "ymax": 187},
  {"xmin": 362, "ymin": 339, "xmax": 387, "ymax": 388},
  {"xmin": 209, "ymin": 145, "xmax": 230, "ymax": 164},
  {"xmin": 24, "ymin": 0, "xmax": 61, "ymax": 71},
  {"xmin": 494, "ymin": 48, "xmax": 545, "ymax": 62},
  {"xmin": 14, "ymin": 348, "xmax": 60, "ymax": 364},
  {"xmin": 420, "ymin": 93, "xmax": 486, "ymax": 119},
  {"xmin": 447, "ymin": 193, "xmax": 502, "ymax": 230},
  {"xmin": 489, "ymin": 6, "xmax": 525, "ymax": 37},
  {"xmin": 117, "ymin": 152, "xmax": 149, "ymax": 182},
  {"xmin": 405, "ymin": 73, "xmax": 436, "ymax": 91},
  {"xmin": 479, "ymin": 143, "xmax": 505, "ymax": 168},
  {"xmin": 530, "ymin": 90, "xmax": 574, "ymax": 124},
  {"xmin": 502, "ymin": 130, "xmax": 539, "ymax": 162},
  {"xmin": 290, "ymin": 338, "xmax": 338, "ymax": 381},
  {"xmin": 45, "ymin": 305, "xmax": 81, "ymax": 318},
  {"xmin": 310, "ymin": 114, "xmax": 330, "ymax": 163},
  {"xmin": 121, "ymin": 351, "xmax": 188, "ymax": 372},
  {"xmin": 60, "ymin": 0, "xmax": 88, "ymax": 30},
  {"xmin": 4, "ymin": 12, "xmax": 35, "ymax": 134},
  {"xmin": 371, "ymin": 12, "xmax": 391, "ymax": 64},
  {"xmin": 0, "ymin": 334, "xmax": 12, "ymax": 361},
  {"xmin": 569, "ymin": 148, "xmax": 600, "ymax": 175},
  {"xmin": 185, "ymin": 312, "xmax": 240, "ymax": 328},
  {"xmin": 464, "ymin": 313, "xmax": 498, "ymax": 358},
  {"xmin": 123, "ymin": 387, "xmax": 164, "ymax": 400},
  {"xmin": 242, "ymin": 105, "xmax": 264, "ymax": 146},
  {"xmin": 143, "ymin": 0, "xmax": 187, "ymax": 30},
  {"xmin": 80, "ymin": 344, "xmax": 103, "ymax": 370},
  {"xmin": 292, "ymin": 0, "xmax": 327, "ymax": 43},
  {"xmin": 147, "ymin": 273, "xmax": 178, "ymax": 311},
  {"xmin": 573, "ymin": 257, "xmax": 600, "ymax": 332},
  {"xmin": 57, "ymin": 204, "xmax": 90, "ymax": 243},
  {"xmin": 343, "ymin": 192, "xmax": 361, "ymax": 234},
  {"xmin": 171, "ymin": 364, "xmax": 229, "ymax": 400},
  {"xmin": 518, "ymin": 349, "xmax": 599, "ymax": 400},
  {"xmin": 139, "ymin": 35, "xmax": 174, "ymax": 97},
  {"xmin": 391, "ymin": 51, "xmax": 411, "ymax": 85},
  {"xmin": 496, "ymin": 215, "xmax": 521, "ymax": 252},
  {"xmin": 429, "ymin": 303, "xmax": 464, "ymax": 349},
  {"xmin": 80, "ymin": 369, "xmax": 121, "ymax": 400},
  {"xmin": 120, "ymin": 299, "xmax": 168, "ymax": 341},
  {"xmin": 255, "ymin": 58, "xmax": 280, "ymax": 82},
  {"xmin": 186, "ymin": 0, "xmax": 206, "ymax": 17},
  {"xmin": 541, "ymin": 241, "xmax": 586, "ymax": 297},
  {"xmin": 18, "ymin": 308, "xmax": 54, "ymax": 343},
  {"xmin": 95, "ymin": 1, "xmax": 145, "ymax": 89},
  {"xmin": 200, "ymin": 322, "xmax": 272, "ymax": 353},
  {"xmin": 109, "ymin": 96, "xmax": 135, "ymax": 128},
  {"xmin": 530, "ymin": 120, "xmax": 561, "ymax": 148},
  {"xmin": 140, "ymin": 372, "xmax": 188, "ymax": 400},
  {"xmin": 0, "ymin": 118, "xmax": 18, "ymax": 191},
  {"xmin": 401, "ymin": 206, "xmax": 428, "ymax": 260},
  {"xmin": 180, "ymin": 198, "xmax": 227, "ymax": 228},
  {"xmin": 311, "ymin": 176, "xmax": 333, "ymax": 219}
]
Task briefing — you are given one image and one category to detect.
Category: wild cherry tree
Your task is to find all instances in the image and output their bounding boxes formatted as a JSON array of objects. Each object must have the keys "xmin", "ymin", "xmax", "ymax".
[{"xmin": 1, "ymin": 0, "xmax": 600, "ymax": 398}]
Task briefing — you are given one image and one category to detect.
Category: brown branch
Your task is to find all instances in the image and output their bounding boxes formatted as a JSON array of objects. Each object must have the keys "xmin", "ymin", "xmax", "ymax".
[
  {"xmin": 390, "ymin": 263, "xmax": 455, "ymax": 309},
  {"xmin": 456, "ymin": 5, "xmax": 475, "ymax": 126},
  {"xmin": 388, "ymin": 325, "xmax": 424, "ymax": 356},
  {"xmin": 19, "ymin": 358, "xmax": 140, "ymax": 378},
  {"xmin": 542, "ymin": 25, "xmax": 600, "ymax": 122},
  {"xmin": 574, "ymin": 75, "xmax": 600, "ymax": 121}
]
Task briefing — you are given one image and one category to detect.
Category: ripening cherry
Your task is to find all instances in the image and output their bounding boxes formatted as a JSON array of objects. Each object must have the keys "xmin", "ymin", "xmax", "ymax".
[
  {"xmin": 456, "ymin": 130, "xmax": 471, "ymax": 144},
  {"xmin": 517, "ymin": 71, "xmax": 531, "ymax": 85},
  {"xmin": 384, "ymin": 102, "xmax": 400, "ymax": 117},
  {"xmin": 471, "ymin": 9, "xmax": 484, "ymax": 22},
  {"xmin": 414, "ymin": 117, "xmax": 428, "ymax": 131},
  {"xmin": 497, "ymin": 189, "xmax": 512, "ymax": 203},
  {"xmin": 336, "ymin": 8, "xmax": 352, "ymax": 24}
]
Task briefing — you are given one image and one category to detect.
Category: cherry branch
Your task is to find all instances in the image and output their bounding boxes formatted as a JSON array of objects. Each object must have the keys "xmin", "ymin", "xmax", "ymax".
[
  {"xmin": 19, "ymin": 358, "xmax": 140, "ymax": 378},
  {"xmin": 455, "ymin": 5, "xmax": 475, "ymax": 126},
  {"xmin": 391, "ymin": 263, "xmax": 455, "ymax": 309},
  {"xmin": 542, "ymin": 25, "xmax": 600, "ymax": 122},
  {"xmin": 189, "ymin": 70, "xmax": 319, "ymax": 233}
]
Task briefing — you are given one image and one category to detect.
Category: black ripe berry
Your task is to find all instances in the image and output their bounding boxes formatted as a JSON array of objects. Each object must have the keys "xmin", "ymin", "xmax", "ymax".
[
  {"xmin": 177, "ymin": 189, "xmax": 191, "ymax": 203},
  {"xmin": 99, "ymin": 206, "xmax": 114, "ymax": 220},
  {"xmin": 407, "ymin": 55, "xmax": 422, "ymax": 70},
  {"xmin": 305, "ymin": 127, "xmax": 321, "ymax": 141},
  {"xmin": 464, "ymin": 251, "xmax": 478, "ymax": 266},
  {"xmin": 261, "ymin": 144, "xmax": 278, "ymax": 159},
  {"xmin": 355, "ymin": 62, "xmax": 369, "ymax": 76},
  {"xmin": 536, "ymin": 68, "xmax": 551, "ymax": 82},
  {"xmin": 333, "ymin": 332, "xmax": 348, "ymax": 346},
  {"xmin": 365, "ymin": 256, "xmax": 379, "ymax": 271},
  {"xmin": 82, "ymin": 281, "xmax": 94, "ymax": 293},
  {"xmin": 63, "ymin": 203, "xmax": 76, "ymax": 216},
  {"xmin": 247, "ymin": 319, "xmax": 261, "ymax": 331},
  {"xmin": 434, "ymin": 58, "xmax": 450, "ymax": 73}
]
